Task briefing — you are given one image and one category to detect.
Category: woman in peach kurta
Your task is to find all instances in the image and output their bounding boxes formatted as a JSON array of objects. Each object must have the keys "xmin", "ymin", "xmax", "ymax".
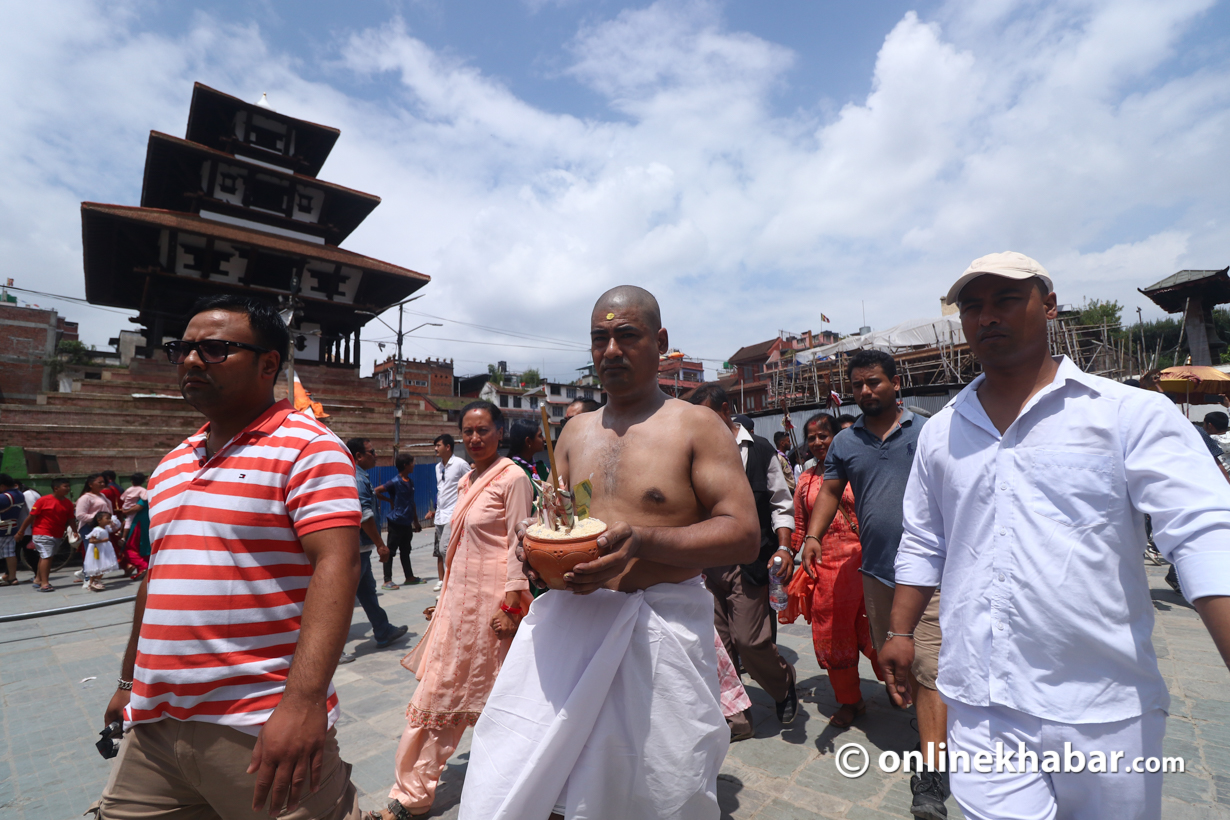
[
  {"xmin": 379, "ymin": 401, "xmax": 533, "ymax": 819},
  {"xmin": 788, "ymin": 413, "xmax": 883, "ymax": 728}
]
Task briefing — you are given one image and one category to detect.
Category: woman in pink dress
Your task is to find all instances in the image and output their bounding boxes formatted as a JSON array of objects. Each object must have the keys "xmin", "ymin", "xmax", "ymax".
[
  {"xmin": 790, "ymin": 413, "xmax": 883, "ymax": 728},
  {"xmin": 374, "ymin": 400, "xmax": 533, "ymax": 819}
]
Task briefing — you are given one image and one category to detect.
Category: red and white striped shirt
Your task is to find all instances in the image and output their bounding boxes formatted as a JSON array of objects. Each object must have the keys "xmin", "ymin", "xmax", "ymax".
[{"xmin": 125, "ymin": 400, "xmax": 361, "ymax": 734}]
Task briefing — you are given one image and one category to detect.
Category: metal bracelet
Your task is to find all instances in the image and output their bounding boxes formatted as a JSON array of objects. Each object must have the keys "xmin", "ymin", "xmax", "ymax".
[
  {"xmin": 117, "ymin": 679, "xmax": 133, "ymax": 691},
  {"xmin": 885, "ymin": 631, "xmax": 915, "ymax": 641}
]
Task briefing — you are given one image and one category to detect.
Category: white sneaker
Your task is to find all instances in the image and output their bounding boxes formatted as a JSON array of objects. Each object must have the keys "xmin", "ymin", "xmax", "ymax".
[
  {"xmin": 433, "ymin": 581, "xmax": 443, "ymax": 591},
  {"xmin": 82, "ymin": 580, "xmax": 91, "ymax": 590},
  {"xmin": 74, "ymin": 569, "xmax": 85, "ymax": 580}
]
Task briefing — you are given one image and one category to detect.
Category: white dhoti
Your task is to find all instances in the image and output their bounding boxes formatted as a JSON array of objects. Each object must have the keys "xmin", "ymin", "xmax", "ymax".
[{"xmin": 458, "ymin": 576, "xmax": 728, "ymax": 820}]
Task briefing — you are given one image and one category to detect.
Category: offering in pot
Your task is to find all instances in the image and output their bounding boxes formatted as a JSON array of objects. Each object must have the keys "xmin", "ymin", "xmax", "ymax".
[
  {"xmin": 524, "ymin": 517, "xmax": 607, "ymax": 591},
  {"xmin": 525, "ymin": 406, "xmax": 606, "ymax": 590}
]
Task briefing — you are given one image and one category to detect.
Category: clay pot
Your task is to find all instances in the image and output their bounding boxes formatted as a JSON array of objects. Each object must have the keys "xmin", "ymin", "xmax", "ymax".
[{"xmin": 524, "ymin": 524, "xmax": 607, "ymax": 591}]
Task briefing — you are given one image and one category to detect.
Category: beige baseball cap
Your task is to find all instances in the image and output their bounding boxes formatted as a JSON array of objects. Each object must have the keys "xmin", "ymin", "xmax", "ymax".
[{"xmin": 945, "ymin": 251, "xmax": 1053, "ymax": 306}]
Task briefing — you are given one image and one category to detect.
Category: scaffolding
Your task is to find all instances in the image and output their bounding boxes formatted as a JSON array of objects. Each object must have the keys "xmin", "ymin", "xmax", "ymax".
[{"xmin": 767, "ymin": 312, "xmax": 1136, "ymax": 410}]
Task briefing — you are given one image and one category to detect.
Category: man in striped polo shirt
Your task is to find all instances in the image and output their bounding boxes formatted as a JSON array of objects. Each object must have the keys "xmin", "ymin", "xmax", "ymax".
[{"xmin": 95, "ymin": 296, "xmax": 365, "ymax": 820}]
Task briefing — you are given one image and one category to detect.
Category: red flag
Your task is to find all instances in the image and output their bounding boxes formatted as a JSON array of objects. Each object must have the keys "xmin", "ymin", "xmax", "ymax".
[
  {"xmin": 820, "ymin": 313, "xmax": 831, "ymax": 323},
  {"xmin": 828, "ymin": 390, "xmax": 841, "ymax": 408}
]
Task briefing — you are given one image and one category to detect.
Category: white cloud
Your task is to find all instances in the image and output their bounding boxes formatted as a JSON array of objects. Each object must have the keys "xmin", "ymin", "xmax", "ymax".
[{"xmin": 2, "ymin": 0, "xmax": 1228, "ymax": 379}]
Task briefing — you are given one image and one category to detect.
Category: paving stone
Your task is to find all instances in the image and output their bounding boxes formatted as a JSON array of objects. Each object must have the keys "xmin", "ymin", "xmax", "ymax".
[
  {"xmin": 1159, "ymin": 798, "xmax": 1230, "ymax": 819},
  {"xmin": 718, "ymin": 774, "xmax": 773, "ymax": 818},
  {"xmin": 752, "ymin": 797, "xmax": 830, "ymax": 819},
  {"xmin": 1181, "ymin": 679, "xmax": 1230, "ymax": 703}
]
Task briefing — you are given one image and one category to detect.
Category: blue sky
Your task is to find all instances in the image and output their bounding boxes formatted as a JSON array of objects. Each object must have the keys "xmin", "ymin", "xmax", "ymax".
[{"xmin": 3, "ymin": 0, "xmax": 1229, "ymax": 379}]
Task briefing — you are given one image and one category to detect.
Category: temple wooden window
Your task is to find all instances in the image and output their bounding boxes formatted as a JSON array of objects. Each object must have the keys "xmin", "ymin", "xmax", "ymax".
[
  {"xmin": 249, "ymin": 177, "xmax": 288, "ymax": 213},
  {"xmin": 218, "ymin": 172, "xmax": 240, "ymax": 196}
]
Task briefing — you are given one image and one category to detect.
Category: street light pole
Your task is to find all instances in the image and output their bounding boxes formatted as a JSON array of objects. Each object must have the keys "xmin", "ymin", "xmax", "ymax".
[
  {"xmin": 356, "ymin": 296, "xmax": 440, "ymax": 460},
  {"xmin": 394, "ymin": 303, "xmax": 404, "ymax": 458}
]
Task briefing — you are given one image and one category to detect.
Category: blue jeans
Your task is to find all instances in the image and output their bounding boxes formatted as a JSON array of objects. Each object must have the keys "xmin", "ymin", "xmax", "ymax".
[{"xmin": 356, "ymin": 551, "xmax": 393, "ymax": 643}]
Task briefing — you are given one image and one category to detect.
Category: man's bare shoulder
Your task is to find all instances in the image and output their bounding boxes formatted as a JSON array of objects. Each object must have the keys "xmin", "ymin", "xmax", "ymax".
[{"xmin": 665, "ymin": 398, "xmax": 733, "ymax": 443}]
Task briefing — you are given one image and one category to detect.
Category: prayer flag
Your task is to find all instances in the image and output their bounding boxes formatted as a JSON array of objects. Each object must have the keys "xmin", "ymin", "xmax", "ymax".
[{"xmin": 821, "ymin": 313, "xmax": 831, "ymax": 323}]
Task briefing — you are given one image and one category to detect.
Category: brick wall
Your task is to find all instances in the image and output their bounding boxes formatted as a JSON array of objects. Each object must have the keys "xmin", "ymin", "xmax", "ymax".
[{"xmin": 0, "ymin": 304, "xmax": 78, "ymax": 403}]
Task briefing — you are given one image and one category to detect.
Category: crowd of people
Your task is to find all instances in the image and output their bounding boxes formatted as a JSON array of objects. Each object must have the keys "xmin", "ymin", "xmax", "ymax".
[
  {"xmin": 42, "ymin": 256, "xmax": 1229, "ymax": 820},
  {"xmin": 0, "ymin": 469, "xmax": 151, "ymax": 592}
]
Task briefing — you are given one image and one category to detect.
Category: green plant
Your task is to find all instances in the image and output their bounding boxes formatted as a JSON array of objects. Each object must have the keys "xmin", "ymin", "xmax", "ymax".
[
  {"xmin": 45, "ymin": 339, "xmax": 96, "ymax": 378},
  {"xmin": 521, "ymin": 368, "xmax": 541, "ymax": 387},
  {"xmin": 1078, "ymin": 299, "xmax": 1123, "ymax": 329}
]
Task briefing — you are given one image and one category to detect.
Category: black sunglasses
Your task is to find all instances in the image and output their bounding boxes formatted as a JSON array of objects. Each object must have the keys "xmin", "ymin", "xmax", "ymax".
[{"xmin": 163, "ymin": 339, "xmax": 270, "ymax": 364}]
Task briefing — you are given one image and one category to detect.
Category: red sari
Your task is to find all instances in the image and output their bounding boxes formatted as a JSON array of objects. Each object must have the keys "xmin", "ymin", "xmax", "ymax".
[{"xmin": 787, "ymin": 467, "xmax": 883, "ymax": 704}]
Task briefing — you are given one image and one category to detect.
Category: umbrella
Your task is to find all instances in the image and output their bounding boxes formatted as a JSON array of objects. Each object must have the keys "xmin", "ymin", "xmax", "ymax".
[{"xmin": 1158, "ymin": 366, "xmax": 1230, "ymax": 396}]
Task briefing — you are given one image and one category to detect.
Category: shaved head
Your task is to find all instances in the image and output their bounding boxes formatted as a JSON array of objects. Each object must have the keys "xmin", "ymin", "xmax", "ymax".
[{"xmin": 593, "ymin": 285, "xmax": 661, "ymax": 332}]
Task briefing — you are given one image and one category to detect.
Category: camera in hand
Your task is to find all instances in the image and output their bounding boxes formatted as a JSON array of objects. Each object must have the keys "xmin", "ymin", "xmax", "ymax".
[{"xmin": 96, "ymin": 721, "xmax": 122, "ymax": 759}]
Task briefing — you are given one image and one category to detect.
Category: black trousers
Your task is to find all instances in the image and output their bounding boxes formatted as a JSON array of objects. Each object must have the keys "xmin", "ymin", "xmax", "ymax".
[{"xmin": 383, "ymin": 522, "xmax": 416, "ymax": 582}]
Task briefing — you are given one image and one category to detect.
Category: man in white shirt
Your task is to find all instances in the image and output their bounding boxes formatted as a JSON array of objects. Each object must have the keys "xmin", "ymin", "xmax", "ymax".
[
  {"xmin": 882, "ymin": 252, "xmax": 1230, "ymax": 819},
  {"xmin": 690, "ymin": 385, "xmax": 798, "ymax": 738},
  {"xmin": 425, "ymin": 433, "xmax": 468, "ymax": 591}
]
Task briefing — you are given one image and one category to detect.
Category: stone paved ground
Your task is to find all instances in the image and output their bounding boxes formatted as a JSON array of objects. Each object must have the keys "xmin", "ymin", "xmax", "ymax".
[{"xmin": 1, "ymin": 535, "xmax": 1227, "ymax": 819}]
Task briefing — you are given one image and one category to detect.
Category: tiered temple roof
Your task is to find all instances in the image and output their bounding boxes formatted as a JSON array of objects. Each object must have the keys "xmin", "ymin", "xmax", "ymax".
[{"xmin": 81, "ymin": 82, "xmax": 428, "ymax": 366}]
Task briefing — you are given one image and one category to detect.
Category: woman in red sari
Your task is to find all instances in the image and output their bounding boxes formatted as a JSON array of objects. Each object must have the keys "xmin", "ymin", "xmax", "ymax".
[{"xmin": 791, "ymin": 413, "xmax": 883, "ymax": 727}]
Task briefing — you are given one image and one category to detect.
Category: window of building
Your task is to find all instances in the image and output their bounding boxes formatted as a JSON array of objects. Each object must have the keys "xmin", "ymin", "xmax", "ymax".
[
  {"xmin": 550, "ymin": 384, "xmax": 561, "ymax": 396},
  {"xmin": 218, "ymin": 172, "xmax": 240, "ymax": 196},
  {"xmin": 583, "ymin": 389, "xmax": 593, "ymax": 400},
  {"xmin": 551, "ymin": 405, "xmax": 564, "ymax": 417},
  {"xmin": 566, "ymin": 387, "xmax": 577, "ymax": 399},
  {"xmin": 530, "ymin": 397, "xmax": 539, "ymax": 409},
  {"xmin": 409, "ymin": 379, "xmax": 427, "ymax": 387},
  {"xmin": 499, "ymin": 395, "xmax": 508, "ymax": 408},
  {"xmin": 513, "ymin": 396, "xmax": 522, "ymax": 409}
]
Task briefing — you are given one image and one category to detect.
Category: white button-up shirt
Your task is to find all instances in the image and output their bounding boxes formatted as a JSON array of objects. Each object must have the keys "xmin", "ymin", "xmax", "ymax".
[
  {"xmin": 736, "ymin": 423, "xmax": 795, "ymax": 532},
  {"xmin": 434, "ymin": 455, "xmax": 469, "ymax": 526},
  {"xmin": 896, "ymin": 356, "xmax": 1230, "ymax": 724}
]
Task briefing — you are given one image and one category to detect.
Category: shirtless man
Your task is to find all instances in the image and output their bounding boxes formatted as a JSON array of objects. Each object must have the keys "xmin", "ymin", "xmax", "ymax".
[{"xmin": 458, "ymin": 286, "xmax": 759, "ymax": 820}]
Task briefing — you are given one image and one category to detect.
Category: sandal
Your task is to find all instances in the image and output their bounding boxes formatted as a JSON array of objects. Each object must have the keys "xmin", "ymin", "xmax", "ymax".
[
  {"xmin": 829, "ymin": 700, "xmax": 866, "ymax": 728},
  {"xmin": 364, "ymin": 799, "xmax": 429, "ymax": 819},
  {"xmin": 0, "ymin": 577, "xmax": 18, "ymax": 586},
  {"xmin": 37, "ymin": 584, "xmax": 55, "ymax": 592}
]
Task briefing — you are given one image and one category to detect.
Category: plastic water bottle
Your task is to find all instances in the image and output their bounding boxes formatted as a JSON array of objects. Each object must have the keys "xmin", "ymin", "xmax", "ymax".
[{"xmin": 769, "ymin": 555, "xmax": 788, "ymax": 612}]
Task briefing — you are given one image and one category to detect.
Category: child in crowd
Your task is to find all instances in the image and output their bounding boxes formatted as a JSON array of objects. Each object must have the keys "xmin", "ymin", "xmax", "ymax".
[
  {"xmin": 83, "ymin": 511, "xmax": 119, "ymax": 592},
  {"xmin": 14, "ymin": 478, "xmax": 77, "ymax": 592}
]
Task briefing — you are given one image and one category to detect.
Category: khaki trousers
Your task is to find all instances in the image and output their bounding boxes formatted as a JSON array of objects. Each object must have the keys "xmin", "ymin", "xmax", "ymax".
[
  {"xmin": 389, "ymin": 722, "xmax": 467, "ymax": 812},
  {"xmin": 705, "ymin": 565, "xmax": 795, "ymax": 703},
  {"xmin": 862, "ymin": 575, "xmax": 942, "ymax": 690},
  {"xmin": 96, "ymin": 720, "xmax": 361, "ymax": 820}
]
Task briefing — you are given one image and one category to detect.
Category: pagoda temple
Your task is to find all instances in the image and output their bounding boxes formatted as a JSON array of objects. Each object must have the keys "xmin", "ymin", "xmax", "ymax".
[
  {"xmin": 0, "ymin": 84, "xmax": 453, "ymax": 480},
  {"xmin": 81, "ymin": 83, "xmax": 428, "ymax": 363},
  {"xmin": 1139, "ymin": 267, "xmax": 1230, "ymax": 366}
]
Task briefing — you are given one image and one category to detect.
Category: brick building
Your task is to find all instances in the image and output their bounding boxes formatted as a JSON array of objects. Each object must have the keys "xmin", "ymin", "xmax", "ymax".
[
  {"xmin": 0, "ymin": 303, "xmax": 79, "ymax": 403},
  {"xmin": 373, "ymin": 356, "xmax": 454, "ymax": 396},
  {"xmin": 659, "ymin": 351, "xmax": 704, "ymax": 397}
]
